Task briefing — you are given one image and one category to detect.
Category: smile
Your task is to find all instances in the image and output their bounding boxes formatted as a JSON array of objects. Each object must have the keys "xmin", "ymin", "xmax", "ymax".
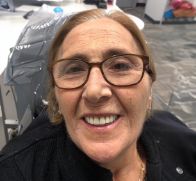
[{"xmin": 84, "ymin": 115, "xmax": 119, "ymax": 126}]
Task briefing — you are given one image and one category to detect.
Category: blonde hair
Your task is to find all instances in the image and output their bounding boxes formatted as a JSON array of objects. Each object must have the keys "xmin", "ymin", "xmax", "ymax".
[{"xmin": 47, "ymin": 9, "xmax": 156, "ymax": 124}]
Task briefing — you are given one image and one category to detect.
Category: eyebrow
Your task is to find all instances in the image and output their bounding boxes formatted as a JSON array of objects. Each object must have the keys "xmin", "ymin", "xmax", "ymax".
[
  {"xmin": 58, "ymin": 48, "xmax": 133, "ymax": 62},
  {"xmin": 104, "ymin": 48, "xmax": 132, "ymax": 58}
]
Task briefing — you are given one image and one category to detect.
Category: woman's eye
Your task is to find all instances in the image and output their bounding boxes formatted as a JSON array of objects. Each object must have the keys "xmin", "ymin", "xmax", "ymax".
[
  {"xmin": 110, "ymin": 62, "xmax": 131, "ymax": 71},
  {"xmin": 65, "ymin": 66, "xmax": 85, "ymax": 74}
]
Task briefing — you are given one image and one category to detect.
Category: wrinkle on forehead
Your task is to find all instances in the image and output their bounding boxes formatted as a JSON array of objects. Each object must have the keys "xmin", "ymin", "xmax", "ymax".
[{"xmin": 57, "ymin": 18, "xmax": 142, "ymax": 60}]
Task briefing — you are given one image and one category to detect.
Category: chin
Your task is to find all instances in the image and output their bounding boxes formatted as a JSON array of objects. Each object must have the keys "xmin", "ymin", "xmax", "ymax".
[{"xmin": 81, "ymin": 142, "xmax": 120, "ymax": 166}]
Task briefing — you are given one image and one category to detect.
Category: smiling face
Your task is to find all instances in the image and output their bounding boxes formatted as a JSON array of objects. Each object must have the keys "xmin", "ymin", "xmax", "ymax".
[{"xmin": 54, "ymin": 18, "xmax": 152, "ymax": 170}]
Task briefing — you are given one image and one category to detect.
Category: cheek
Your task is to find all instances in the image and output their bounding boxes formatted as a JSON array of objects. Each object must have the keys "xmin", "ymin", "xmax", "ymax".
[
  {"xmin": 117, "ymin": 79, "xmax": 152, "ymax": 119},
  {"xmin": 54, "ymin": 88, "xmax": 81, "ymax": 119},
  {"xmin": 120, "ymin": 87, "xmax": 151, "ymax": 110}
]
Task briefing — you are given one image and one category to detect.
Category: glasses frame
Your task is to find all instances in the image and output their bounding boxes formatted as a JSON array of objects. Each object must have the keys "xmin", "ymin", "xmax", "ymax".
[{"xmin": 52, "ymin": 53, "xmax": 150, "ymax": 90}]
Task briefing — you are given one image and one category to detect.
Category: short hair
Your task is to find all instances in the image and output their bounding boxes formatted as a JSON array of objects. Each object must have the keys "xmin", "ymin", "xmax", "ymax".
[{"xmin": 47, "ymin": 9, "xmax": 156, "ymax": 124}]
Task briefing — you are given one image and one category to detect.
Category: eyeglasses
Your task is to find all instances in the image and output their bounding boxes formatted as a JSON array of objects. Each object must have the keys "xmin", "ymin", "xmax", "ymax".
[{"xmin": 52, "ymin": 53, "xmax": 150, "ymax": 89}]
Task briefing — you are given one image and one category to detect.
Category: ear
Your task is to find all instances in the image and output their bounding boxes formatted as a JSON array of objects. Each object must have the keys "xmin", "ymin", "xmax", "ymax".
[
  {"xmin": 147, "ymin": 88, "xmax": 152, "ymax": 110},
  {"xmin": 58, "ymin": 109, "xmax": 62, "ymax": 115}
]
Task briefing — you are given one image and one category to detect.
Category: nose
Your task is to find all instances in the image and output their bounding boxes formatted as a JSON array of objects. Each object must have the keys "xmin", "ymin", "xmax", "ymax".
[{"xmin": 82, "ymin": 67, "xmax": 112, "ymax": 105}]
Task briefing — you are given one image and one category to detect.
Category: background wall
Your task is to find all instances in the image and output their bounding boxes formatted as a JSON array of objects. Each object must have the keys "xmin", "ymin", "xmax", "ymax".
[{"xmin": 137, "ymin": 0, "xmax": 146, "ymax": 3}]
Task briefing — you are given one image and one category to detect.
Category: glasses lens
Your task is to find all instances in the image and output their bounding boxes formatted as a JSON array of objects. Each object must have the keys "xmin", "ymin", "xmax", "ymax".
[
  {"xmin": 103, "ymin": 55, "xmax": 144, "ymax": 86},
  {"xmin": 53, "ymin": 59, "xmax": 88, "ymax": 89}
]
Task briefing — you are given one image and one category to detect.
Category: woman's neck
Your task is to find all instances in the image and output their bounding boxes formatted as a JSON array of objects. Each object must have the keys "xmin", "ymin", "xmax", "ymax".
[
  {"xmin": 101, "ymin": 142, "xmax": 146, "ymax": 181},
  {"xmin": 102, "ymin": 141, "xmax": 146, "ymax": 181},
  {"xmin": 112, "ymin": 154, "xmax": 145, "ymax": 181}
]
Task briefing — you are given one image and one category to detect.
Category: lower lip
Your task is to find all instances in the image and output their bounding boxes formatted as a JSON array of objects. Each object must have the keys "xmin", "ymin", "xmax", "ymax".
[{"xmin": 81, "ymin": 117, "xmax": 122, "ymax": 133}]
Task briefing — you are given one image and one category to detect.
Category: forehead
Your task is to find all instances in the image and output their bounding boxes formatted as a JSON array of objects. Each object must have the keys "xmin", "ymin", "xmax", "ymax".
[{"xmin": 57, "ymin": 17, "xmax": 142, "ymax": 59}]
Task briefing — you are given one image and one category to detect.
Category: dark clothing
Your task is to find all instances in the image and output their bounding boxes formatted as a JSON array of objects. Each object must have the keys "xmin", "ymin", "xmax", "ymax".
[{"xmin": 0, "ymin": 110, "xmax": 196, "ymax": 181}]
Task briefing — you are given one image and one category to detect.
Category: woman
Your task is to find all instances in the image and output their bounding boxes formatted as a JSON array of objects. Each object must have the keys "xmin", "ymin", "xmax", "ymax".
[{"xmin": 0, "ymin": 9, "xmax": 195, "ymax": 181}]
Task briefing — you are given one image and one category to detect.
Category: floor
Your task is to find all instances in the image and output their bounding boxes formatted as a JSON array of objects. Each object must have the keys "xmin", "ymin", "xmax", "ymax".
[
  {"xmin": 124, "ymin": 5, "xmax": 196, "ymax": 129},
  {"xmin": 0, "ymin": 2, "xmax": 196, "ymax": 149}
]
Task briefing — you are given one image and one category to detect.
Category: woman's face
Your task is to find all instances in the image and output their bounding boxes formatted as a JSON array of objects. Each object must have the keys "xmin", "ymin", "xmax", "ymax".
[{"xmin": 55, "ymin": 18, "xmax": 152, "ymax": 168}]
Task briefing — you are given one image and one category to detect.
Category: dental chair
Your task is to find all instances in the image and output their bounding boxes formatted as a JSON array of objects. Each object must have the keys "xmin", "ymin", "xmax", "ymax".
[{"xmin": 0, "ymin": 5, "xmax": 67, "ymax": 145}]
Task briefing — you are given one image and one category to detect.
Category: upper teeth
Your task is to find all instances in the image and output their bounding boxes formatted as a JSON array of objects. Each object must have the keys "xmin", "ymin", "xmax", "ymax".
[{"xmin": 84, "ymin": 115, "xmax": 117, "ymax": 126}]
